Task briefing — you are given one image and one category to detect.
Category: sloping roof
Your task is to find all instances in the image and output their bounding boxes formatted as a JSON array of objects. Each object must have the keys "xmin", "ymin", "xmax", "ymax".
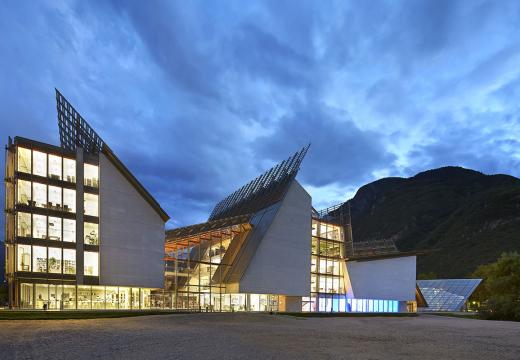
[
  {"xmin": 417, "ymin": 279, "xmax": 482, "ymax": 311},
  {"xmin": 55, "ymin": 89, "xmax": 169, "ymax": 222},
  {"xmin": 208, "ymin": 144, "xmax": 309, "ymax": 221},
  {"xmin": 166, "ymin": 213, "xmax": 252, "ymax": 240}
]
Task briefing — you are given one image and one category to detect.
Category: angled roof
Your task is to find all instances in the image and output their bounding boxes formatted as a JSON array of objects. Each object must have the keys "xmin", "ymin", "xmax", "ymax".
[
  {"xmin": 417, "ymin": 279, "xmax": 482, "ymax": 311},
  {"xmin": 165, "ymin": 213, "xmax": 252, "ymax": 240},
  {"xmin": 55, "ymin": 89, "xmax": 169, "ymax": 222},
  {"xmin": 208, "ymin": 144, "xmax": 310, "ymax": 221}
]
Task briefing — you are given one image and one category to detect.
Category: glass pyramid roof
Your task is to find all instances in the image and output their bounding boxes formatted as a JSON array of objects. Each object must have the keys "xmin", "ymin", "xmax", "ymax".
[{"xmin": 417, "ymin": 279, "xmax": 482, "ymax": 311}]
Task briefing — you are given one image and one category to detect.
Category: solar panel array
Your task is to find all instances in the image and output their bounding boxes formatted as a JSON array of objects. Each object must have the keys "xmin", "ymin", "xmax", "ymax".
[
  {"xmin": 417, "ymin": 279, "xmax": 482, "ymax": 311},
  {"xmin": 208, "ymin": 144, "xmax": 310, "ymax": 221},
  {"xmin": 56, "ymin": 89, "xmax": 104, "ymax": 154}
]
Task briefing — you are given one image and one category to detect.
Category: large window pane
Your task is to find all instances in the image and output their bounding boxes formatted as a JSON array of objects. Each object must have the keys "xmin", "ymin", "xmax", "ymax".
[
  {"xmin": 17, "ymin": 244, "xmax": 31, "ymax": 271},
  {"xmin": 92, "ymin": 286, "xmax": 105, "ymax": 309},
  {"xmin": 48, "ymin": 216, "xmax": 62, "ymax": 241},
  {"xmin": 84, "ymin": 164, "xmax": 99, "ymax": 188},
  {"xmin": 84, "ymin": 222, "xmax": 99, "ymax": 245},
  {"xmin": 105, "ymin": 287, "xmax": 118, "ymax": 309},
  {"xmin": 77, "ymin": 286, "xmax": 91, "ymax": 309},
  {"xmin": 48, "ymin": 186, "xmax": 62, "ymax": 209},
  {"xmin": 62, "ymin": 285, "xmax": 76, "ymax": 309},
  {"xmin": 17, "ymin": 147, "xmax": 31, "ymax": 173},
  {"xmin": 63, "ymin": 249, "xmax": 76, "ymax": 274},
  {"xmin": 63, "ymin": 158, "xmax": 76, "ymax": 183},
  {"xmin": 17, "ymin": 212, "xmax": 31, "ymax": 237},
  {"xmin": 35, "ymin": 284, "xmax": 49, "ymax": 310},
  {"xmin": 33, "ymin": 182, "xmax": 47, "ymax": 208},
  {"xmin": 84, "ymin": 251, "xmax": 99, "ymax": 276},
  {"xmin": 33, "ymin": 150, "xmax": 47, "ymax": 177},
  {"xmin": 84, "ymin": 193, "xmax": 98, "ymax": 217},
  {"xmin": 33, "ymin": 214, "xmax": 47, "ymax": 240},
  {"xmin": 63, "ymin": 219, "xmax": 76, "ymax": 242},
  {"xmin": 63, "ymin": 188, "xmax": 76, "ymax": 213},
  {"xmin": 33, "ymin": 245, "xmax": 47, "ymax": 273},
  {"xmin": 48, "ymin": 154, "xmax": 62, "ymax": 180},
  {"xmin": 48, "ymin": 247, "xmax": 62, "ymax": 273},
  {"xmin": 16, "ymin": 180, "xmax": 31, "ymax": 205},
  {"xmin": 21, "ymin": 283, "xmax": 34, "ymax": 309}
]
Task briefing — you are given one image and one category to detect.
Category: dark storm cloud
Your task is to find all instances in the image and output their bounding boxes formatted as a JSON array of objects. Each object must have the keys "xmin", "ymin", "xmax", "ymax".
[{"xmin": 2, "ymin": 0, "xmax": 520, "ymax": 226}]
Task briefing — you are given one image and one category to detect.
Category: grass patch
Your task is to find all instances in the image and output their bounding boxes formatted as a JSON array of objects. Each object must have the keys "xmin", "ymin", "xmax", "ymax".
[
  {"xmin": 277, "ymin": 312, "xmax": 418, "ymax": 318},
  {"xmin": 0, "ymin": 310, "xmax": 189, "ymax": 320},
  {"xmin": 424, "ymin": 312, "xmax": 479, "ymax": 320}
]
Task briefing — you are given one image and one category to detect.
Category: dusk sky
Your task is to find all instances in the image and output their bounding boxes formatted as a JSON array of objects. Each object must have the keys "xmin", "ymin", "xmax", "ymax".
[{"xmin": 2, "ymin": 0, "xmax": 520, "ymax": 227}]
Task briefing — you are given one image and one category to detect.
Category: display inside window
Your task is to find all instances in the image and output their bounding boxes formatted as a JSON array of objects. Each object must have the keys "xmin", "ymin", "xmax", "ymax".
[
  {"xmin": 63, "ymin": 188, "xmax": 76, "ymax": 213},
  {"xmin": 48, "ymin": 247, "xmax": 62, "ymax": 273},
  {"xmin": 84, "ymin": 251, "xmax": 99, "ymax": 276},
  {"xmin": 63, "ymin": 219, "xmax": 76, "ymax": 242},
  {"xmin": 17, "ymin": 212, "xmax": 31, "ymax": 237},
  {"xmin": 84, "ymin": 193, "xmax": 98, "ymax": 217},
  {"xmin": 63, "ymin": 158, "xmax": 76, "ymax": 183},
  {"xmin": 17, "ymin": 180, "xmax": 31, "ymax": 205},
  {"xmin": 48, "ymin": 186, "xmax": 62, "ymax": 209},
  {"xmin": 84, "ymin": 163, "xmax": 99, "ymax": 188},
  {"xmin": 32, "ymin": 214, "xmax": 47, "ymax": 240},
  {"xmin": 62, "ymin": 285, "xmax": 76, "ymax": 309},
  {"xmin": 63, "ymin": 249, "xmax": 76, "ymax": 274},
  {"xmin": 48, "ymin": 154, "xmax": 62, "ymax": 180},
  {"xmin": 35, "ymin": 284, "xmax": 48, "ymax": 310},
  {"xmin": 32, "ymin": 246, "xmax": 47, "ymax": 272},
  {"xmin": 17, "ymin": 147, "xmax": 32, "ymax": 173},
  {"xmin": 33, "ymin": 150, "xmax": 47, "ymax": 177},
  {"xmin": 32, "ymin": 182, "xmax": 47, "ymax": 208},
  {"xmin": 84, "ymin": 222, "xmax": 99, "ymax": 245},
  {"xmin": 48, "ymin": 216, "xmax": 62, "ymax": 241},
  {"xmin": 17, "ymin": 244, "xmax": 31, "ymax": 271}
]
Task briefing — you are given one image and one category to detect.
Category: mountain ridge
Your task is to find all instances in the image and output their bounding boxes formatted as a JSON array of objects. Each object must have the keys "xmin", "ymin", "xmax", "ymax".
[{"xmin": 344, "ymin": 166, "xmax": 520, "ymax": 277}]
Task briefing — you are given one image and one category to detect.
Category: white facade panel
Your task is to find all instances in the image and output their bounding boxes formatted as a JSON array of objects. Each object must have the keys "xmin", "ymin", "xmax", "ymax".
[
  {"xmin": 239, "ymin": 180, "xmax": 311, "ymax": 296},
  {"xmin": 99, "ymin": 154, "xmax": 165, "ymax": 288},
  {"xmin": 346, "ymin": 256, "xmax": 417, "ymax": 301}
]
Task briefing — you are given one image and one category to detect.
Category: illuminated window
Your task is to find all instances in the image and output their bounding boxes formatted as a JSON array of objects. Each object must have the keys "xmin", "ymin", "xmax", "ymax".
[
  {"xmin": 63, "ymin": 158, "xmax": 76, "ymax": 183},
  {"xmin": 84, "ymin": 193, "xmax": 98, "ymax": 217},
  {"xmin": 63, "ymin": 219, "xmax": 76, "ymax": 242},
  {"xmin": 17, "ymin": 212, "xmax": 31, "ymax": 237},
  {"xmin": 33, "ymin": 246, "xmax": 47, "ymax": 272},
  {"xmin": 17, "ymin": 244, "xmax": 31, "ymax": 271},
  {"xmin": 35, "ymin": 284, "xmax": 49, "ymax": 310},
  {"xmin": 48, "ymin": 154, "xmax": 62, "ymax": 180},
  {"xmin": 48, "ymin": 247, "xmax": 62, "ymax": 273},
  {"xmin": 32, "ymin": 214, "xmax": 47, "ymax": 240},
  {"xmin": 33, "ymin": 151, "xmax": 47, "ymax": 177},
  {"xmin": 84, "ymin": 222, "xmax": 99, "ymax": 245},
  {"xmin": 63, "ymin": 188, "xmax": 76, "ymax": 213},
  {"xmin": 17, "ymin": 147, "xmax": 31, "ymax": 173},
  {"xmin": 32, "ymin": 182, "xmax": 47, "ymax": 208},
  {"xmin": 62, "ymin": 285, "xmax": 76, "ymax": 309},
  {"xmin": 48, "ymin": 186, "xmax": 62, "ymax": 209},
  {"xmin": 17, "ymin": 180, "xmax": 31, "ymax": 205},
  {"xmin": 63, "ymin": 249, "xmax": 76, "ymax": 274},
  {"xmin": 84, "ymin": 251, "xmax": 99, "ymax": 276},
  {"xmin": 48, "ymin": 216, "xmax": 62, "ymax": 241},
  {"xmin": 84, "ymin": 163, "xmax": 99, "ymax": 188}
]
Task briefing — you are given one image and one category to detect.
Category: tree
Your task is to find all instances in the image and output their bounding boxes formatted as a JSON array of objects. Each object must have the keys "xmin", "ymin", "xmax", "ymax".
[
  {"xmin": 417, "ymin": 271, "xmax": 437, "ymax": 280},
  {"xmin": 473, "ymin": 252, "xmax": 520, "ymax": 321}
]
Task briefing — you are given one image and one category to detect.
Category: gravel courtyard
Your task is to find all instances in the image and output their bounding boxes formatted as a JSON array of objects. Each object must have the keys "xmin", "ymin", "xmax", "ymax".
[{"xmin": 1, "ymin": 313, "xmax": 519, "ymax": 359}]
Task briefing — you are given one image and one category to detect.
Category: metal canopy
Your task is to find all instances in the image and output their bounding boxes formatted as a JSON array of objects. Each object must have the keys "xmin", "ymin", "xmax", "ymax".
[
  {"xmin": 208, "ymin": 144, "xmax": 310, "ymax": 221},
  {"xmin": 56, "ymin": 89, "xmax": 104, "ymax": 154}
]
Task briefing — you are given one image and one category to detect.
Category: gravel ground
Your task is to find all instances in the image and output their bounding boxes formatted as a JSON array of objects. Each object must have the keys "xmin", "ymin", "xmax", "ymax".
[{"xmin": 1, "ymin": 313, "xmax": 519, "ymax": 359}]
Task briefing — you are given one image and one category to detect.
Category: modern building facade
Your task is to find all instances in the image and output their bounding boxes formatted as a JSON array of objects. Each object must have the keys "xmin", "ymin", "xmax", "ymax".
[
  {"xmin": 4, "ymin": 90, "xmax": 169, "ymax": 309},
  {"xmin": 417, "ymin": 279, "xmax": 482, "ymax": 312},
  {"xmin": 4, "ymin": 90, "xmax": 419, "ymax": 312}
]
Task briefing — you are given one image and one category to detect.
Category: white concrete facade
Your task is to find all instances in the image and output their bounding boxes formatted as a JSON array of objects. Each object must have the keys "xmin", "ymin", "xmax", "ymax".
[
  {"xmin": 345, "ymin": 255, "xmax": 417, "ymax": 301},
  {"xmin": 99, "ymin": 154, "xmax": 165, "ymax": 288},
  {"xmin": 239, "ymin": 180, "xmax": 312, "ymax": 296}
]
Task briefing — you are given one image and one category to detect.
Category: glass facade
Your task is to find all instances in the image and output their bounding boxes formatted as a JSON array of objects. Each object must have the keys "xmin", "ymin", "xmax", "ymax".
[{"xmin": 417, "ymin": 279, "xmax": 482, "ymax": 311}]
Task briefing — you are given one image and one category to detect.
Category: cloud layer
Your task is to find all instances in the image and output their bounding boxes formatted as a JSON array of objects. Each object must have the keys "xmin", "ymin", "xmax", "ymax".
[{"xmin": 1, "ymin": 0, "xmax": 520, "ymax": 226}]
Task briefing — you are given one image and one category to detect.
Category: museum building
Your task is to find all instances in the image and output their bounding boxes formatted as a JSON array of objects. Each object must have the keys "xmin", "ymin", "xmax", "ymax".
[{"xmin": 4, "ymin": 90, "xmax": 418, "ymax": 312}]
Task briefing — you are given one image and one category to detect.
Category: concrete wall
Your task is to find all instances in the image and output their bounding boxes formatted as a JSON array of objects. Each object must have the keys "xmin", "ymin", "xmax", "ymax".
[
  {"xmin": 239, "ymin": 180, "xmax": 311, "ymax": 296},
  {"xmin": 346, "ymin": 256, "xmax": 417, "ymax": 301},
  {"xmin": 99, "ymin": 154, "xmax": 165, "ymax": 288}
]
